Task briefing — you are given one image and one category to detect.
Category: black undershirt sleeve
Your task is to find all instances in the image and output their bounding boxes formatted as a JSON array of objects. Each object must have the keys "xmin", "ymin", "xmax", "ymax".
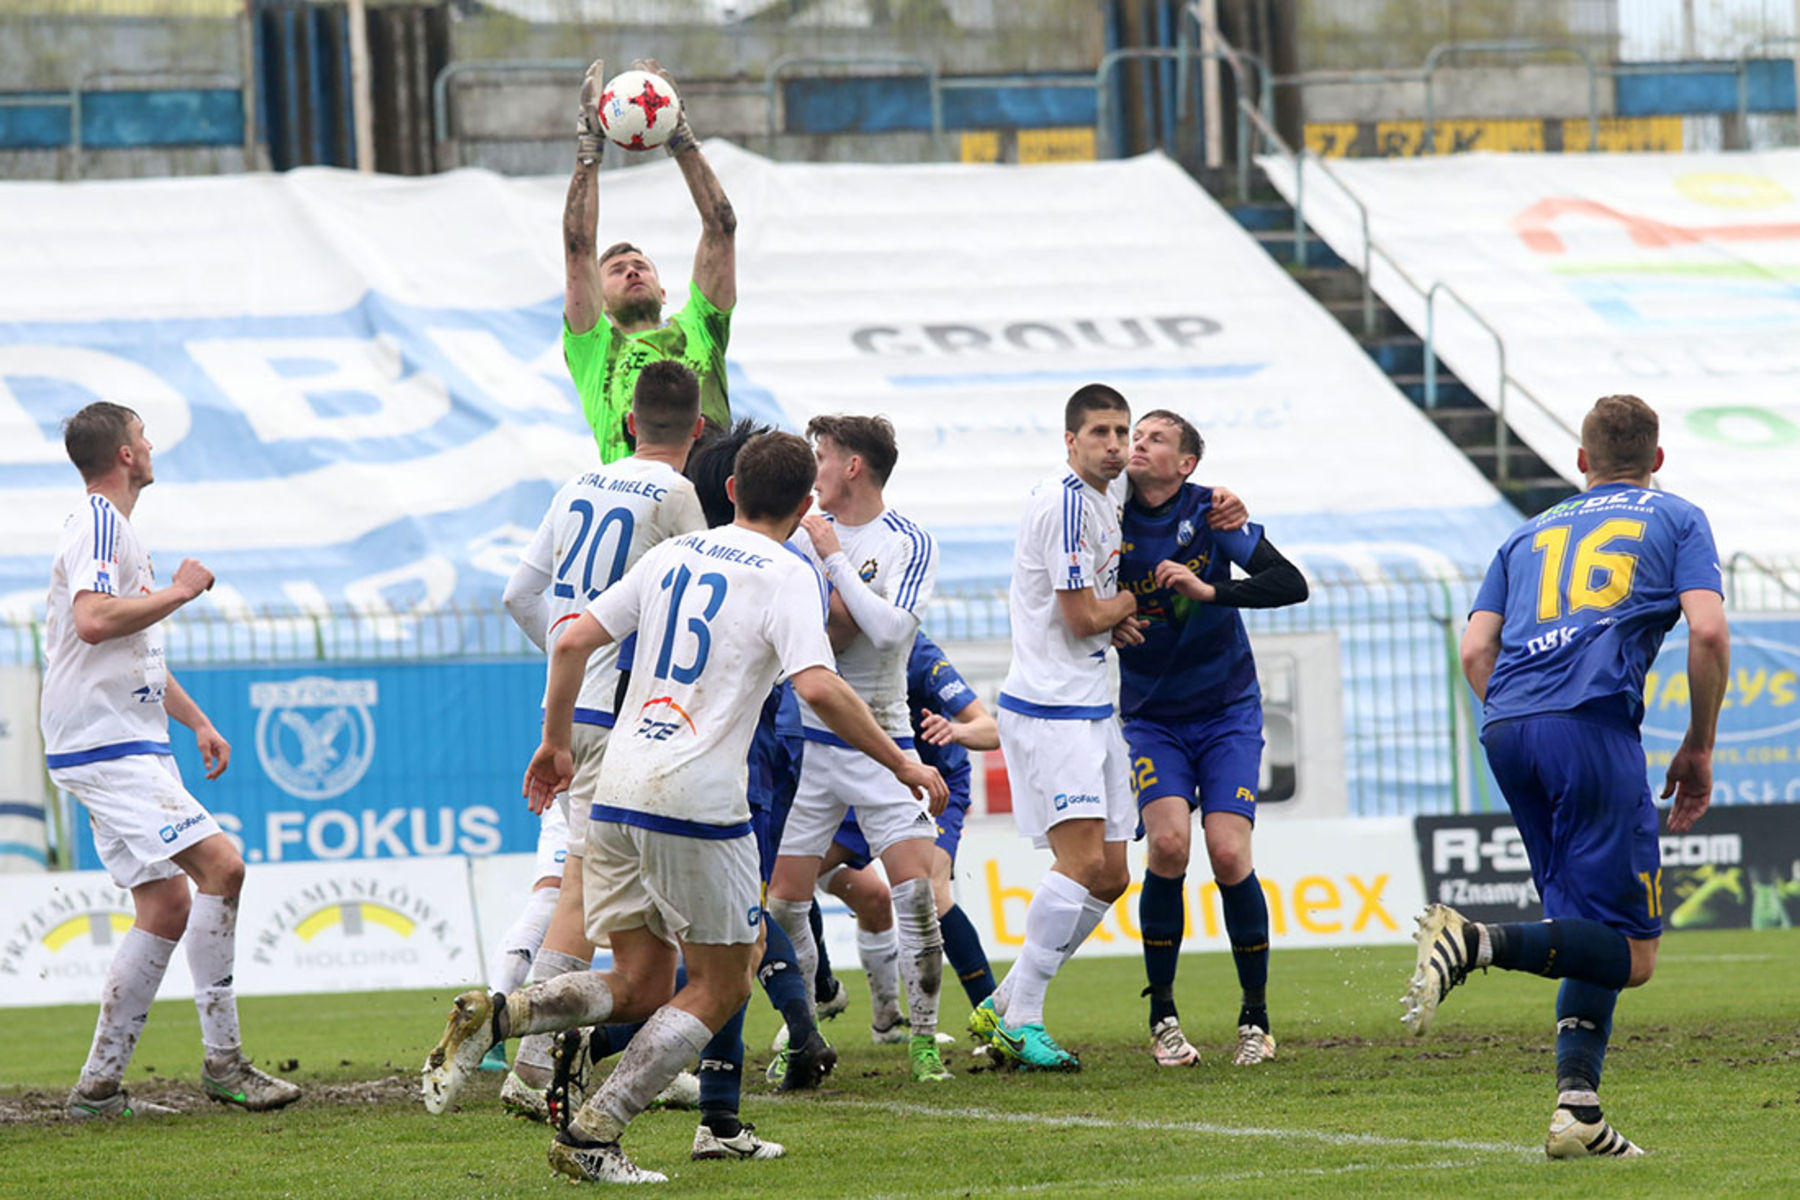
[{"xmin": 1207, "ymin": 535, "xmax": 1309, "ymax": 609}]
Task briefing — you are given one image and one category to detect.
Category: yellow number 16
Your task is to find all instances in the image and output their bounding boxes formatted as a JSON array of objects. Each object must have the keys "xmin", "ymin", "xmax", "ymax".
[{"xmin": 1531, "ymin": 518, "xmax": 1646, "ymax": 622}]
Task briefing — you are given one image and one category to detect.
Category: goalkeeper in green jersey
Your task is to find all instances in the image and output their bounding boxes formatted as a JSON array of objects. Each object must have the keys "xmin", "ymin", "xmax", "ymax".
[{"xmin": 563, "ymin": 57, "xmax": 736, "ymax": 463}]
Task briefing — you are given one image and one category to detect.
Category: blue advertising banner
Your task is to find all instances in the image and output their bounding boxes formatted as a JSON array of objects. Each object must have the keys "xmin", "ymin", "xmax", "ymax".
[
  {"xmin": 1643, "ymin": 616, "xmax": 1800, "ymax": 807},
  {"xmin": 73, "ymin": 660, "xmax": 547, "ymax": 868}
]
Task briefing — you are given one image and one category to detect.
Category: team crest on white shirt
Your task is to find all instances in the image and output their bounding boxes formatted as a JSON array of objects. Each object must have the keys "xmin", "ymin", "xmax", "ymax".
[{"xmin": 859, "ymin": 558, "xmax": 878, "ymax": 583}]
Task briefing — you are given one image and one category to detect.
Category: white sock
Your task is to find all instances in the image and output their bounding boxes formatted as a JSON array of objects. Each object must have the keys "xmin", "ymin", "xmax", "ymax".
[
  {"xmin": 858, "ymin": 923, "xmax": 902, "ymax": 1032},
  {"xmin": 79, "ymin": 926, "xmax": 177, "ymax": 1095},
  {"xmin": 1002, "ymin": 872, "xmax": 1091, "ymax": 1028},
  {"xmin": 767, "ymin": 898, "xmax": 818, "ymax": 1019},
  {"xmin": 514, "ymin": 948, "xmax": 590, "ymax": 1081},
  {"xmin": 185, "ymin": 893, "xmax": 242, "ymax": 1063},
  {"xmin": 507, "ymin": 967, "xmax": 614, "ymax": 1038},
  {"xmin": 891, "ymin": 878, "xmax": 942, "ymax": 1037},
  {"xmin": 1062, "ymin": 894, "xmax": 1112, "ymax": 968},
  {"xmin": 572, "ymin": 1005, "xmax": 711, "ymax": 1144},
  {"xmin": 489, "ymin": 886, "xmax": 559, "ymax": 994}
]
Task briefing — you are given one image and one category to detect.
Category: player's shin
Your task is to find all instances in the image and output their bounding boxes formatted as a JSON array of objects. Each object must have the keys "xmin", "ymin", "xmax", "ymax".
[
  {"xmin": 514, "ymin": 949, "xmax": 591, "ymax": 1085},
  {"xmin": 569, "ymin": 1005, "xmax": 711, "ymax": 1146},
  {"xmin": 765, "ymin": 898, "xmax": 819, "ymax": 1018},
  {"xmin": 939, "ymin": 903, "xmax": 996, "ymax": 1005},
  {"xmin": 1554, "ymin": 978, "xmax": 1619, "ymax": 1107},
  {"xmin": 757, "ymin": 921, "xmax": 818, "ymax": 1046},
  {"xmin": 186, "ymin": 893, "xmax": 243, "ymax": 1067},
  {"xmin": 1005, "ymin": 872, "xmax": 1091, "ymax": 1027},
  {"xmin": 1139, "ymin": 870, "xmax": 1186, "ymax": 1026},
  {"xmin": 696, "ymin": 1002, "xmax": 747, "ymax": 1137},
  {"xmin": 1485, "ymin": 919, "xmax": 1632, "ymax": 988},
  {"xmin": 858, "ymin": 924, "xmax": 903, "ymax": 1034},
  {"xmin": 508, "ymin": 970, "xmax": 617, "ymax": 1042},
  {"xmin": 892, "ymin": 877, "xmax": 943, "ymax": 1036},
  {"xmin": 1219, "ymin": 872, "xmax": 1271, "ymax": 1031},
  {"xmin": 78, "ymin": 927, "xmax": 177, "ymax": 1096}
]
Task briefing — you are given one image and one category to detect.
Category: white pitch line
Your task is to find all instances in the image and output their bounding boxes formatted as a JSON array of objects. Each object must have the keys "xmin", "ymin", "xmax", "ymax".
[
  {"xmin": 867, "ymin": 1157, "xmax": 1503, "ymax": 1200},
  {"xmin": 773, "ymin": 1097, "xmax": 1534, "ymax": 1158}
]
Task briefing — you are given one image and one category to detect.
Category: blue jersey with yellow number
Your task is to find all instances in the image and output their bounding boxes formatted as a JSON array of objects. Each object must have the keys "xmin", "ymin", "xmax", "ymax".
[
  {"xmin": 907, "ymin": 632, "xmax": 974, "ymax": 795},
  {"xmin": 1116, "ymin": 483, "xmax": 1263, "ymax": 721},
  {"xmin": 1472, "ymin": 482, "xmax": 1721, "ymax": 733}
]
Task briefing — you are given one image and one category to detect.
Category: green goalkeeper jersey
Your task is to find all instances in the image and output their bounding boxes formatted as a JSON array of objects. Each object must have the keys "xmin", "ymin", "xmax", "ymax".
[{"xmin": 563, "ymin": 280, "xmax": 732, "ymax": 463}]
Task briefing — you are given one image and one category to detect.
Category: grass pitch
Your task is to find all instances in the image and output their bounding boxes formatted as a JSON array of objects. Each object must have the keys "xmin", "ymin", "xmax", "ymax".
[{"xmin": 2, "ymin": 930, "xmax": 1796, "ymax": 1197}]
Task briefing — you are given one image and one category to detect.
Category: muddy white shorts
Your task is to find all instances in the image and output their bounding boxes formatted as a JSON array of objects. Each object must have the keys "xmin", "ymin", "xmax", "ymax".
[
  {"xmin": 778, "ymin": 737, "xmax": 935, "ymax": 860},
  {"xmin": 49, "ymin": 752, "xmax": 221, "ymax": 890},
  {"xmin": 582, "ymin": 817, "xmax": 761, "ymax": 947},
  {"xmin": 556, "ymin": 722, "xmax": 612, "ymax": 857}
]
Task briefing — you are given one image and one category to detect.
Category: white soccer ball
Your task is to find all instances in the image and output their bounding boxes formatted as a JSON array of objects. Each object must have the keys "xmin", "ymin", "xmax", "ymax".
[{"xmin": 598, "ymin": 69, "xmax": 682, "ymax": 151}]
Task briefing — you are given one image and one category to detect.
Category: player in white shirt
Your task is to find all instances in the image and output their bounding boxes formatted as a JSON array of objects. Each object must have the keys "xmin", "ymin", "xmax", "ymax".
[
  {"xmin": 971, "ymin": 385, "xmax": 1142, "ymax": 1071},
  {"xmin": 767, "ymin": 414, "xmax": 953, "ymax": 1084},
  {"xmin": 42, "ymin": 402, "xmax": 299, "ymax": 1119},
  {"xmin": 423, "ymin": 431, "xmax": 946, "ymax": 1184},
  {"xmin": 492, "ymin": 361, "xmax": 706, "ymax": 1115}
]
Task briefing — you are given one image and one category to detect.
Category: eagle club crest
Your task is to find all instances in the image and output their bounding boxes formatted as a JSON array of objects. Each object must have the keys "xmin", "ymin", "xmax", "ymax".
[
  {"xmin": 252, "ymin": 676, "xmax": 378, "ymax": 801},
  {"xmin": 858, "ymin": 558, "xmax": 879, "ymax": 583}
]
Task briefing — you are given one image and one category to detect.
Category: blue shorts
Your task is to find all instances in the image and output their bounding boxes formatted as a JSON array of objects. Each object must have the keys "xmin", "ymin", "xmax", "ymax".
[
  {"xmin": 1123, "ymin": 701, "xmax": 1264, "ymax": 824},
  {"xmin": 833, "ymin": 790, "xmax": 971, "ymax": 870},
  {"xmin": 748, "ymin": 725, "xmax": 803, "ymax": 885},
  {"xmin": 1481, "ymin": 714, "xmax": 1662, "ymax": 940}
]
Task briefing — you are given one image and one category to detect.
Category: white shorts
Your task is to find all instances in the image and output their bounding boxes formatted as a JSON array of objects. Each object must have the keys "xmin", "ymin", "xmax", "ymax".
[
  {"xmin": 49, "ymin": 753, "xmax": 221, "ymax": 890},
  {"xmin": 533, "ymin": 800, "xmax": 570, "ymax": 883},
  {"xmin": 779, "ymin": 738, "xmax": 935, "ymax": 860},
  {"xmin": 556, "ymin": 722, "xmax": 612, "ymax": 857},
  {"xmin": 997, "ymin": 710, "xmax": 1136, "ymax": 849},
  {"xmin": 582, "ymin": 818, "xmax": 761, "ymax": 947}
]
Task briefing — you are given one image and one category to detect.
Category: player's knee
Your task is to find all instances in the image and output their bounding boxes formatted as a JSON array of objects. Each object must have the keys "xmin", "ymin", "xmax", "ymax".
[
  {"xmin": 1206, "ymin": 843, "xmax": 1250, "ymax": 886},
  {"xmin": 1146, "ymin": 827, "xmax": 1189, "ymax": 874},
  {"xmin": 1092, "ymin": 861, "xmax": 1130, "ymax": 904}
]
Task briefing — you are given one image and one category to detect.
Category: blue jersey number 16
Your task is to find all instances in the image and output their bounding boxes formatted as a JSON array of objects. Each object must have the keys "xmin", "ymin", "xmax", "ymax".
[{"xmin": 1530, "ymin": 518, "xmax": 1645, "ymax": 622}]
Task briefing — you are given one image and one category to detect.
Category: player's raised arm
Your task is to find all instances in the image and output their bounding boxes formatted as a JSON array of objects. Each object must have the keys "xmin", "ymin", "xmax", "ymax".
[
  {"xmin": 1663, "ymin": 588, "xmax": 1729, "ymax": 832},
  {"xmin": 563, "ymin": 59, "xmax": 606, "ymax": 337},
  {"xmin": 72, "ymin": 556, "xmax": 212, "ymax": 644},
  {"xmin": 633, "ymin": 58, "xmax": 735, "ymax": 312}
]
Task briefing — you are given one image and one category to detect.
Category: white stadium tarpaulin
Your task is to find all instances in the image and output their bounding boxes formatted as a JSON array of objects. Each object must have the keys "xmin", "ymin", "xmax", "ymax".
[
  {"xmin": 1264, "ymin": 148, "xmax": 1800, "ymax": 562},
  {"xmin": 0, "ymin": 144, "xmax": 1519, "ymax": 621}
]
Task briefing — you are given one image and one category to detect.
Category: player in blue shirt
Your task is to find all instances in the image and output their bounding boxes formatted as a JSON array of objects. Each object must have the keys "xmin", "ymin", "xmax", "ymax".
[
  {"xmin": 1408, "ymin": 394, "xmax": 1728, "ymax": 1159},
  {"xmin": 819, "ymin": 632, "xmax": 1001, "ymax": 1019},
  {"xmin": 1115, "ymin": 410, "xmax": 1308, "ymax": 1070}
]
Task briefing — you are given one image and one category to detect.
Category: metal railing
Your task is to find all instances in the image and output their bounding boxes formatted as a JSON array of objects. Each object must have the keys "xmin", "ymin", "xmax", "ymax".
[
  {"xmin": 1420, "ymin": 39, "xmax": 1599, "ymax": 153},
  {"xmin": 430, "ymin": 48, "xmax": 1272, "ymax": 181},
  {"xmin": 1239, "ymin": 94, "xmax": 1579, "ymax": 482}
]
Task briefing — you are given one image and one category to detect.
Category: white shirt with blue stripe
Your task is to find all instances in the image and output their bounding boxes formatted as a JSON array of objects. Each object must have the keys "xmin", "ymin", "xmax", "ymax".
[
  {"xmin": 999, "ymin": 470, "xmax": 1123, "ymax": 719},
  {"xmin": 791, "ymin": 508, "xmax": 938, "ymax": 741},
  {"xmin": 41, "ymin": 495, "xmax": 173, "ymax": 768}
]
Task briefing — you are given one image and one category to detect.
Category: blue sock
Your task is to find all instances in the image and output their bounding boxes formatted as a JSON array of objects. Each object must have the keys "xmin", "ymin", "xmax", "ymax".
[
  {"xmin": 939, "ymin": 904, "xmax": 996, "ymax": 1005},
  {"xmin": 808, "ymin": 899, "xmax": 836, "ymax": 1000},
  {"xmin": 1139, "ymin": 869, "xmax": 1185, "ymax": 1025},
  {"xmin": 697, "ymin": 1001, "xmax": 746, "ymax": 1136},
  {"xmin": 1488, "ymin": 919, "xmax": 1631, "ymax": 989},
  {"xmin": 1554, "ymin": 978, "xmax": 1618, "ymax": 1096},
  {"xmin": 588, "ymin": 964, "xmax": 687, "ymax": 1060},
  {"xmin": 1219, "ymin": 872, "xmax": 1270, "ymax": 1028},
  {"xmin": 758, "ymin": 918, "xmax": 818, "ymax": 1043}
]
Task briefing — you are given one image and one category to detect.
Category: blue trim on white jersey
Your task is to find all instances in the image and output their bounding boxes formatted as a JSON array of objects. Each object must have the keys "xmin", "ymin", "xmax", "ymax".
[
  {"xmin": 882, "ymin": 511, "xmax": 933, "ymax": 613},
  {"xmin": 801, "ymin": 727, "xmax": 915, "ymax": 751},
  {"xmin": 573, "ymin": 707, "xmax": 616, "ymax": 728},
  {"xmin": 46, "ymin": 739, "xmax": 174, "ymax": 769},
  {"xmin": 590, "ymin": 804, "xmax": 753, "ymax": 840},
  {"xmin": 1061, "ymin": 475, "xmax": 1085, "ymax": 589},
  {"xmin": 998, "ymin": 692, "xmax": 1113, "ymax": 721}
]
